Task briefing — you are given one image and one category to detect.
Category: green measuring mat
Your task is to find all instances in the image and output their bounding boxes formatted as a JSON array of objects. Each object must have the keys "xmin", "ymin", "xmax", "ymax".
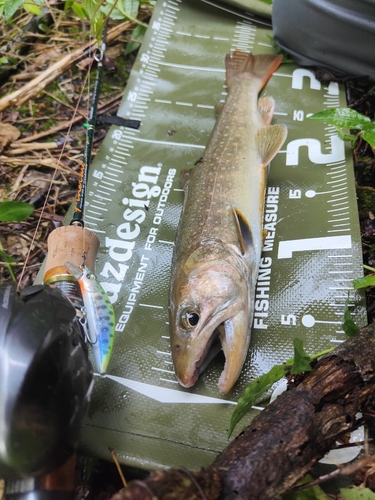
[{"xmin": 79, "ymin": 0, "xmax": 366, "ymax": 470}]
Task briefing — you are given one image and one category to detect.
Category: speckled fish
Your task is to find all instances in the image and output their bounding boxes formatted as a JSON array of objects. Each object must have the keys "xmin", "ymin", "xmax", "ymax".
[
  {"xmin": 66, "ymin": 261, "xmax": 115, "ymax": 374},
  {"xmin": 169, "ymin": 51, "xmax": 287, "ymax": 395}
]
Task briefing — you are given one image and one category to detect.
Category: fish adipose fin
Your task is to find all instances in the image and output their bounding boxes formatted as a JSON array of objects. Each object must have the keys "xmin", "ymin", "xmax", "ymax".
[
  {"xmin": 258, "ymin": 96, "xmax": 275, "ymax": 126},
  {"xmin": 256, "ymin": 123, "xmax": 288, "ymax": 167},
  {"xmin": 225, "ymin": 51, "xmax": 283, "ymax": 91},
  {"xmin": 232, "ymin": 206, "xmax": 253, "ymax": 255}
]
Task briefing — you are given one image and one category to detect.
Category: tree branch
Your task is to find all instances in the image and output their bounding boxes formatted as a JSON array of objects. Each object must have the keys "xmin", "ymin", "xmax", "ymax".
[{"xmin": 111, "ymin": 323, "xmax": 375, "ymax": 500}]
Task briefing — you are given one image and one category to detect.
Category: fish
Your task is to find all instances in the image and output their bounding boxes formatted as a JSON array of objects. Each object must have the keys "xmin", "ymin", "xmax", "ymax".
[
  {"xmin": 169, "ymin": 51, "xmax": 287, "ymax": 394},
  {"xmin": 65, "ymin": 261, "xmax": 115, "ymax": 374}
]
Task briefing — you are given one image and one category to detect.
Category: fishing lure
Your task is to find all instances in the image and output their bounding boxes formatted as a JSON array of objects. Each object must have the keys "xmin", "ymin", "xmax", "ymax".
[{"xmin": 66, "ymin": 261, "xmax": 115, "ymax": 374}]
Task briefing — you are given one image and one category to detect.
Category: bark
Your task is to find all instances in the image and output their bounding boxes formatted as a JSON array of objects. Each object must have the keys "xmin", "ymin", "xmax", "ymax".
[{"xmin": 111, "ymin": 323, "xmax": 375, "ymax": 500}]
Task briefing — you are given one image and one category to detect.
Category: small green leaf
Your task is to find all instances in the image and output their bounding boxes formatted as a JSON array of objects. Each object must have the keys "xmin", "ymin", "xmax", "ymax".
[
  {"xmin": 362, "ymin": 122, "xmax": 375, "ymax": 148},
  {"xmin": 4, "ymin": 0, "xmax": 24, "ymax": 21},
  {"xmin": 342, "ymin": 298, "xmax": 359, "ymax": 337},
  {"xmin": 308, "ymin": 108, "xmax": 371, "ymax": 129},
  {"xmin": 71, "ymin": 1, "xmax": 87, "ymax": 19},
  {"xmin": 64, "ymin": 0, "xmax": 74, "ymax": 10},
  {"xmin": 282, "ymin": 474, "xmax": 330, "ymax": 500},
  {"xmin": 124, "ymin": 0, "xmax": 139, "ymax": 18},
  {"xmin": 340, "ymin": 487, "xmax": 375, "ymax": 500},
  {"xmin": 0, "ymin": 242, "xmax": 17, "ymax": 282},
  {"xmin": 228, "ymin": 347, "xmax": 333, "ymax": 438},
  {"xmin": 0, "ymin": 201, "xmax": 34, "ymax": 222},
  {"xmin": 125, "ymin": 24, "xmax": 146, "ymax": 55},
  {"xmin": 228, "ymin": 362, "xmax": 288, "ymax": 438},
  {"xmin": 290, "ymin": 338, "xmax": 312, "ymax": 375},
  {"xmin": 23, "ymin": 1, "xmax": 43, "ymax": 14},
  {"xmin": 353, "ymin": 274, "xmax": 375, "ymax": 289}
]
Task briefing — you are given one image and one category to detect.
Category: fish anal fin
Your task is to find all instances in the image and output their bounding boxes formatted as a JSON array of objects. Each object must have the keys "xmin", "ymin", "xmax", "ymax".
[
  {"xmin": 232, "ymin": 206, "xmax": 253, "ymax": 255},
  {"xmin": 258, "ymin": 96, "xmax": 275, "ymax": 126},
  {"xmin": 256, "ymin": 124, "xmax": 288, "ymax": 167}
]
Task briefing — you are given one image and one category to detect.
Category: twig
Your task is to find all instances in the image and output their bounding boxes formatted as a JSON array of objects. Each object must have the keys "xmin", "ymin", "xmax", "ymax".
[
  {"xmin": 109, "ymin": 448, "xmax": 128, "ymax": 489},
  {"xmin": 0, "ymin": 20, "xmax": 135, "ymax": 112}
]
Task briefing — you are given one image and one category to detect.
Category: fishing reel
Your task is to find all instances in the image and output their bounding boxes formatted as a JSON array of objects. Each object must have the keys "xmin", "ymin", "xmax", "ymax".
[{"xmin": 0, "ymin": 282, "xmax": 93, "ymax": 479}]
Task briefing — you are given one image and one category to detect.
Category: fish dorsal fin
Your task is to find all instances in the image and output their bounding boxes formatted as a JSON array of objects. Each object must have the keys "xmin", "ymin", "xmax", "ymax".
[
  {"xmin": 256, "ymin": 124, "xmax": 288, "ymax": 167},
  {"xmin": 232, "ymin": 206, "xmax": 253, "ymax": 255},
  {"xmin": 258, "ymin": 96, "xmax": 275, "ymax": 126}
]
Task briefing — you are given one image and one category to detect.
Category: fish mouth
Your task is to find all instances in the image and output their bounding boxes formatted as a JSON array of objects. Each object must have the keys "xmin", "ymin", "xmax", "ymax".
[{"xmin": 175, "ymin": 305, "xmax": 250, "ymax": 395}]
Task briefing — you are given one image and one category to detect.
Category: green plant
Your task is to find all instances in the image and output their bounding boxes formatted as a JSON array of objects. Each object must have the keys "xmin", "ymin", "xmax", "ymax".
[
  {"xmin": 228, "ymin": 340, "xmax": 334, "ymax": 438},
  {"xmin": 308, "ymin": 107, "xmax": 375, "ymax": 147},
  {"xmin": 0, "ymin": 200, "xmax": 34, "ymax": 222},
  {"xmin": 0, "ymin": 201, "xmax": 34, "ymax": 281}
]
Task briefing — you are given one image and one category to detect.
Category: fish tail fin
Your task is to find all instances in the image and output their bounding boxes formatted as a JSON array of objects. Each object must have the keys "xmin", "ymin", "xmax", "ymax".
[{"xmin": 225, "ymin": 51, "xmax": 283, "ymax": 90}]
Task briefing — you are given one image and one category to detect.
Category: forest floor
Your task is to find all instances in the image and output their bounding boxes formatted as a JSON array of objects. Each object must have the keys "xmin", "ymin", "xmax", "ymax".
[{"xmin": 1, "ymin": 5, "xmax": 375, "ymax": 499}]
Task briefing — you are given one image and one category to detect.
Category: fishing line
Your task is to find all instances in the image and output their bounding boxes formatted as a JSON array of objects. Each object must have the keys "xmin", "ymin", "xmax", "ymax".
[{"xmin": 17, "ymin": 47, "xmax": 96, "ymax": 290}]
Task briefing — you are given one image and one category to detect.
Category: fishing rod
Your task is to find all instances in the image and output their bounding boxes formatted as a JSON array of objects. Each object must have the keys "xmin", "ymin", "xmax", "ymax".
[
  {"xmin": 43, "ymin": 19, "xmax": 120, "ymax": 377},
  {"xmin": 1, "ymin": 13, "xmax": 144, "ymax": 491},
  {"xmin": 0, "ymin": 22, "xmax": 111, "ymax": 493},
  {"xmin": 71, "ymin": 20, "xmax": 108, "ymax": 227}
]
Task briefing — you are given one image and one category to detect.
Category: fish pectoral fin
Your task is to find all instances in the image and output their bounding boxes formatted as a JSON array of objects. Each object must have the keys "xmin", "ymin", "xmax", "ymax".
[
  {"xmin": 256, "ymin": 123, "xmax": 288, "ymax": 167},
  {"xmin": 258, "ymin": 96, "xmax": 275, "ymax": 126},
  {"xmin": 232, "ymin": 206, "xmax": 253, "ymax": 255},
  {"xmin": 180, "ymin": 168, "xmax": 192, "ymax": 189}
]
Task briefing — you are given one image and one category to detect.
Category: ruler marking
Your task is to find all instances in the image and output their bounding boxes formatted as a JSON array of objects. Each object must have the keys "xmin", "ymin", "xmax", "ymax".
[
  {"xmin": 158, "ymin": 240, "xmax": 175, "ymax": 245},
  {"xmin": 86, "ymin": 209, "xmax": 103, "ymax": 216},
  {"xmin": 131, "ymin": 136, "xmax": 205, "ymax": 148},
  {"xmin": 98, "ymin": 182, "xmax": 116, "ymax": 190},
  {"xmin": 152, "ymin": 367, "xmax": 175, "ymax": 374},
  {"xmin": 90, "ymin": 205, "xmax": 108, "ymax": 212},
  {"xmin": 160, "ymin": 378, "xmax": 179, "ymax": 384},
  {"xmin": 158, "ymin": 61, "xmax": 224, "ymax": 72},
  {"xmin": 85, "ymin": 215, "xmax": 104, "ymax": 222}
]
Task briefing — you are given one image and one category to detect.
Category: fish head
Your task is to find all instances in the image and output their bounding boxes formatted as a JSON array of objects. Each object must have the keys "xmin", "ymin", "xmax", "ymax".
[{"xmin": 170, "ymin": 240, "xmax": 255, "ymax": 395}]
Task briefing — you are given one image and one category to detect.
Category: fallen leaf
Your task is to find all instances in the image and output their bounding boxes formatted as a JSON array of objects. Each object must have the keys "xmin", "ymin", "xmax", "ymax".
[{"xmin": 0, "ymin": 123, "xmax": 20, "ymax": 152}]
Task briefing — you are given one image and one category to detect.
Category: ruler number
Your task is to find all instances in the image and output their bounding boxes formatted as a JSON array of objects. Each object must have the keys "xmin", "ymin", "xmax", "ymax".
[
  {"xmin": 152, "ymin": 20, "xmax": 161, "ymax": 31},
  {"xmin": 128, "ymin": 91, "xmax": 138, "ymax": 103},
  {"xmin": 281, "ymin": 314, "xmax": 297, "ymax": 326},
  {"xmin": 286, "ymin": 135, "xmax": 345, "ymax": 166},
  {"xmin": 289, "ymin": 189, "xmax": 301, "ymax": 199},
  {"xmin": 293, "ymin": 110, "xmax": 304, "ymax": 121}
]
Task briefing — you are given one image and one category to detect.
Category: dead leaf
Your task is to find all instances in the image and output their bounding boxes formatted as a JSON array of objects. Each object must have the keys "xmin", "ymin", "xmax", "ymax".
[{"xmin": 0, "ymin": 123, "xmax": 21, "ymax": 152}]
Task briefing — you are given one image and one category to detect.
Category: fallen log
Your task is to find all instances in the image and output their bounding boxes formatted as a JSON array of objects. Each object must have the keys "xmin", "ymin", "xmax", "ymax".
[{"xmin": 111, "ymin": 322, "xmax": 375, "ymax": 500}]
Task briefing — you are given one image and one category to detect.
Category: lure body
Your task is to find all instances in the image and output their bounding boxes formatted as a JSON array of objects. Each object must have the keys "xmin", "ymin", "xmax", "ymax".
[{"xmin": 66, "ymin": 261, "xmax": 115, "ymax": 374}]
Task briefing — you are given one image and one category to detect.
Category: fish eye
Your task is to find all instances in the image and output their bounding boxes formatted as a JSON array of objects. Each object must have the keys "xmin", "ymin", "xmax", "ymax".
[{"xmin": 181, "ymin": 309, "xmax": 200, "ymax": 329}]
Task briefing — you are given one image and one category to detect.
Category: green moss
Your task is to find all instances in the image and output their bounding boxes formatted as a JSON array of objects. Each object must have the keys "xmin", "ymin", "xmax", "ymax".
[{"xmin": 357, "ymin": 189, "xmax": 375, "ymax": 214}]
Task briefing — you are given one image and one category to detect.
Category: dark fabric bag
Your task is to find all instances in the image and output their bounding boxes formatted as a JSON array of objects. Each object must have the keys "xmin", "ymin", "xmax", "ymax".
[{"xmin": 272, "ymin": 0, "xmax": 375, "ymax": 81}]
